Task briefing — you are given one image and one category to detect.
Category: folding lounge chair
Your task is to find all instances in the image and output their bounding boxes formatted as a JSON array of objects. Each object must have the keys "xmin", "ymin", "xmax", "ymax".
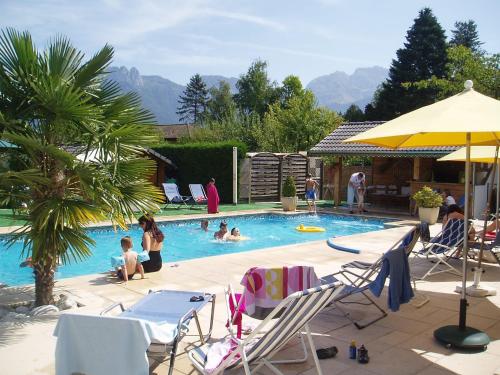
[
  {"xmin": 470, "ymin": 230, "xmax": 500, "ymax": 265},
  {"xmin": 101, "ymin": 289, "xmax": 216, "ymax": 375},
  {"xmin": 189, "ymin": 183, "xmax": 208, "ymax": 208},
  {"xmin": 162, "ymin": 183, "xmax": 191, "ymax": 209},
  {"xmin": 412, "ymin": 218, "xmax": 464, "ymax": 280},
  {"xmin": 188, "ymin": 282, "xmax": 344, "ymax": 375},
  {"xmin": 225, "ymin": 266, "xmax": 321, "ymax": 340},
  {"xmin": 321, "ymin": 226, "xmax": 420, "ymax": 329}
]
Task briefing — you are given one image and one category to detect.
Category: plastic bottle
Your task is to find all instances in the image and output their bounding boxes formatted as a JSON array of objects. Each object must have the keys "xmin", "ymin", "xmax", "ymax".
[
  {"xmin": 349, "ymin": 340, "xmax": 357, "ymax": 359},
  {"xmin": 358, "ymin": 344, "xmax": 369, "ymax": 364}
]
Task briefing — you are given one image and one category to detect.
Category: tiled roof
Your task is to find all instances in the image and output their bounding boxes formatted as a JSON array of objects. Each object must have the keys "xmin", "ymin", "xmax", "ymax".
[
  {"xmin": 309, "ymin": 121, "xmax": 460, "ymax": 158},
  {"xmin": 155, "ymin": 124, "xmax": 194, "ymax": 139}
]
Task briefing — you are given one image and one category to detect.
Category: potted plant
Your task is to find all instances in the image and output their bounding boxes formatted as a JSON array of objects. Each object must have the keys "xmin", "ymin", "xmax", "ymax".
[
  {"xmin": 412, "ymin": 186, "xmax": 443, "ymax": 224},
  {"xmin": 281, "ymin": 176, "xmax": 298, "ymax": 211}
]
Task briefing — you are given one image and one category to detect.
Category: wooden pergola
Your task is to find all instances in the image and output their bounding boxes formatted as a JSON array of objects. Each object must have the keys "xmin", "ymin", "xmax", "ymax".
[{"xmin": 309, "ymin": 122, "xmax": 464, "ymax": 208}]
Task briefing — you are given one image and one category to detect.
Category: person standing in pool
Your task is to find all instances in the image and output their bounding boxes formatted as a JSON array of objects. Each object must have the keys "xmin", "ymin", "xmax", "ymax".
[
  {"xmin": 206, "ymin": 178, "xmax": 220, "ymax": 214},
  {"xmin": 305, "ymin": 174, "xmax": 319, "ymax": 213},
  {"xmin": 138, "ymin": 215, "xmax": 165, "ymax": 273}
]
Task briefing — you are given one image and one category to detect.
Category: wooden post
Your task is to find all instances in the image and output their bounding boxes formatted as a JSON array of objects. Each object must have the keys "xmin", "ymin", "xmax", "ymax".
[
  {"xmin": 278, "ymin": 157, "xmax": 283, "ymax": 199},
  {"xmin": 413, "ymin": 157, "xmax": 421, "ymax": 180},
  {"xmin": 333, "ymin": 157, "xmax": 343, "ymax": 207}
]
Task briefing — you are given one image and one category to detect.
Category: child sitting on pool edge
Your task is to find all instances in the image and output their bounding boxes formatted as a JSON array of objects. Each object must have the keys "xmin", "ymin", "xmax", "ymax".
[{"xmin": 115, "ymin": 236, "xmax": 144, "ymax": 282}]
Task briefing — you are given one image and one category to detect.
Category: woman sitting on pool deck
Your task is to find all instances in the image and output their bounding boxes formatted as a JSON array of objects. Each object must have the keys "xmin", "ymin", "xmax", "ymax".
[{"xmin": 138, "ymin": 215, "xmax": 165, "ymax": 273}]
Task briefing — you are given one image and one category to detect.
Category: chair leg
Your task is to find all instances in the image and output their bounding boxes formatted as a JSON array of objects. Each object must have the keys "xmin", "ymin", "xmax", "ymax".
[
  {"xmin": 168, "ymin": 338, "xmax": 179, "ymax": 375},
  {"xmin": 305, "ymin": 323, "xmax": 323, "ymax": 375}
]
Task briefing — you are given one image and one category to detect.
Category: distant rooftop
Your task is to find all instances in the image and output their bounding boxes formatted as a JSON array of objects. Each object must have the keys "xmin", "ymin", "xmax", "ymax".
[
  {"xmin": 309, "ymin": 121, "xmax": 460, "ymax": 158},
  {"xmin": 154, "ymin": 124, "xmax": 194, "ymax": 140}
]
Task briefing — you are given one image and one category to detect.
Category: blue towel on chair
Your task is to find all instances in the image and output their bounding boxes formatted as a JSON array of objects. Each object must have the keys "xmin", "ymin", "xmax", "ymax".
[{"xmin": 369, "ymin": 246, "xmax": 414, "ymax": 311}]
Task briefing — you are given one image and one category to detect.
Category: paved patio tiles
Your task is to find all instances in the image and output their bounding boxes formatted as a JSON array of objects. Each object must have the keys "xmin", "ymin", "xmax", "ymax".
[{"xmin": 1, "ymin": 217, "xmax": 499, "ymax": 375}]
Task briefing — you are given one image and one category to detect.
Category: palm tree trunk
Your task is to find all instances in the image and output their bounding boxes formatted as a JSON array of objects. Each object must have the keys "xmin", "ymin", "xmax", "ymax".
[{"xmin": 33, "ymin": 257, "xmax": 55, "ymax": 306}]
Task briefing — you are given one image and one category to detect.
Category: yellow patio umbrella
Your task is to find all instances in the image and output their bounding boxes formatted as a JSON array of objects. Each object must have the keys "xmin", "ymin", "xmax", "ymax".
[
  {"xmin": 344, "ymin": 81, "xmax": 500, "ymax": 350},
  {"xmin": 438, "ymin": 146, "xmax": 499, "ymax": 163}
]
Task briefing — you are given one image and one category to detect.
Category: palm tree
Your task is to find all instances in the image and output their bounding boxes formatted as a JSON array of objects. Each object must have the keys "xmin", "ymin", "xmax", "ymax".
[{"xmin": 0, "ymin": 29, "xmax": 164, "ymax": 306}]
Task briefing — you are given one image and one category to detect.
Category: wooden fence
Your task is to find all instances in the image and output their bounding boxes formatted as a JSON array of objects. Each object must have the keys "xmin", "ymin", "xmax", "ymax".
[{"xmin": 249, "ymin": 153, "xmax": 309, "ymax": 201}]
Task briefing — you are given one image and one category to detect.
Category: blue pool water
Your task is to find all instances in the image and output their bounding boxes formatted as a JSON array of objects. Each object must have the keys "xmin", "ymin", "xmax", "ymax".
[{"xmin": 0, "ymin": 214, "xmax": 385, "ymax": 286}]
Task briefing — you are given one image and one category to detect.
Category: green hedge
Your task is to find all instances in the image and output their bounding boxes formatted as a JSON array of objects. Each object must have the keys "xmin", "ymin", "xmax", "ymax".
[{"xmin": 152, "ymin": 141, "xmax": 247, "ymax": 203}]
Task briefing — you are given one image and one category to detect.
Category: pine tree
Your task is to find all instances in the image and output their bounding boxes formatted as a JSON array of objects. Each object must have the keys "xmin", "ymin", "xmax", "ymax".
[
  {"xmin": 450, "ymin": 20, "xmax": 484, "ymax": 54},
  {"xmin": 176, "ymin": 74, "xmax": 208, "ymax": 124},
  {"xmin": 343, "ymin": 104, "xmax": 365, "ymax": 122},
  {"xmin": 367, "ymin": 8, "xmax": 448, "ymax": 120}
]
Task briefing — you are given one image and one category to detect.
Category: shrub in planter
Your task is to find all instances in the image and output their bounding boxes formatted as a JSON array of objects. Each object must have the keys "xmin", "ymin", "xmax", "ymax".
[
  {"xmin": 282, "ymin": 176, "xmax": 297, "ymax": 197},
  {"xmin": 413, "ymin": 186, "xmax": 443, "ymax": 224},
  {"xmin": 281, "ymin": 176, "xmax": 297, "ymax": 211}
]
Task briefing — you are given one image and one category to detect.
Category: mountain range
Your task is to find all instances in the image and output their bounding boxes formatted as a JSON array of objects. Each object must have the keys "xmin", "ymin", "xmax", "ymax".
[{"xmin": 108, "ymin": 66, "xmax": 388, "ymax": 124}]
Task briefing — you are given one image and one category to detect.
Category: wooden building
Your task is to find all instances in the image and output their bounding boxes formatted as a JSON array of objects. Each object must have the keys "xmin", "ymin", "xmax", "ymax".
[
  {"xmin": 145, "ymin": 148, "xmax": 177, "ymax": 188},
  {"xmin": 309, "ymin": 122, "xmax": 465, "ymax": 211},
  {"xmin": 154, "ymin": 124, "xmax": 194, "ymax": 142}
]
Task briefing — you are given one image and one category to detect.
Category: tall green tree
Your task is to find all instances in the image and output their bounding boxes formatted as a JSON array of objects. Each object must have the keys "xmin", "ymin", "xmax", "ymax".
[
  {"xmin": 279, "ymin": 75, "xmax": 304, "ymax": 106},
  {"xmin": 410, "ymin": 46, "xmax": 500, "ymax": 99},
  {"xmin": 205, "ymin": 81, "xmax": 236, "ymax": 122},
  {"xmin": 0, "ymin": 29, "xmax": 163, "ymax": 305},
  {"xmin": 176, "ymin": 73, "xmax": 208, "ymax": 124},
  {"xmin": 450, "ymin": 20, "xmax": 483, "ymax": 54},
  {"xmin": 256, "ymin": 91, "xmax": 342, "ymax": 152},
  {"xmin": 234, "ymin": 60, "xmax": 279, "ymax": 118},
  {"xmin": 367, "ymin": 8, "xmax": 448, "ymax": 120},
  {"xmin": 343, "ymin": 104, "xmax": 365, "ymax": 122}
]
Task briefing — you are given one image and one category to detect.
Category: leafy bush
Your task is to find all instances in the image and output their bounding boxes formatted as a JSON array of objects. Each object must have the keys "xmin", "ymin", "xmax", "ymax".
[
  {"xmin": 282, "ymin": 176, "xmax": 297, "ymax": 197},
  {"xmin": 412, "ymin": 186, "xmax": 443, "ymax": 208},
  {"xmin": 152, "ymin": 141, "xmax": 247, "ymax": 203}
]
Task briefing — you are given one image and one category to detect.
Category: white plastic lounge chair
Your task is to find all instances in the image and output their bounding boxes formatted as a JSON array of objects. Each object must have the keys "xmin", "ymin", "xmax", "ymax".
[
  {"xmin": 412, "ymin": 218, "xmax": 464, "ymax": 280},
  {"xmin": 188, "ymin": 282, "xmax": 344, "ymax": 375},
  {"xmin": 322, "ymin": 226, "xmax": 420, "ymax": 329},
  {"xmin": 162, "ymin": 183, "xmax": 191, "ymax": 209},
  {"xmin": 189, "ymin": 183, "xmax": 208, "ymax": 208},
  {"xmin": 54, "ymin": 313, "xmax": 173, "ymax": 375},
  {"xmin": 101, "ymin": 289, "xmax": 215, "ymax": 375}
]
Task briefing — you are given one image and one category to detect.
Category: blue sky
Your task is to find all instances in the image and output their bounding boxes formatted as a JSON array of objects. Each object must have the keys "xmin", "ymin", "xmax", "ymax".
[{"xmin": 2, "ymin": 0, "xmax": 499, "ymax": 85}]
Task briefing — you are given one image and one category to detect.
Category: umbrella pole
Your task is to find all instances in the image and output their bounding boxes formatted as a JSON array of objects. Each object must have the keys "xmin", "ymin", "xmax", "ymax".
[
  {"xmin": 434, "ymin": 133, "xmax": 490, "ymax": 350},
  {"xmin": 460, "ymin": 136, "xmax": 471, "ymax": 327}
]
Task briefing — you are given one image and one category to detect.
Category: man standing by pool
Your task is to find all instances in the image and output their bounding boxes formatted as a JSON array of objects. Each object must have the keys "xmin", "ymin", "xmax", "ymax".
[{"xmin": 347, "ymin": 172, "xmax": 365, "ymax": 214}]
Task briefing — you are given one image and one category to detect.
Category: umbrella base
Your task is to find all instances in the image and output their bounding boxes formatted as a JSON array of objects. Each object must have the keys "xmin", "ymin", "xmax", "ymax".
[
  {"xmin": 456, "ymin": 284, "xmax": 497, "ymax": 297},
  {"xmin": 455, "ymin": 268, "xmax": 497, "ymax": 297},
  {"xmin": 434, "ymin": 325, "xmax": 490, "ymax": 350}
]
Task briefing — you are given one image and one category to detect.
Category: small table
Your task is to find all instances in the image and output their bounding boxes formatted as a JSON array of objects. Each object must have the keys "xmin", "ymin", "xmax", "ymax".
[{"xmin": 102, "ymin": 289, "xmax": 215, "ymax": 375}]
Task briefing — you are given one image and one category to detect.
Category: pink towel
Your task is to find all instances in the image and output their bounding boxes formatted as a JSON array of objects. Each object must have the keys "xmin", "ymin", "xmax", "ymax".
[{"xmin": 240, "ymin": 266, "xmax": 319, "ymax": 318}]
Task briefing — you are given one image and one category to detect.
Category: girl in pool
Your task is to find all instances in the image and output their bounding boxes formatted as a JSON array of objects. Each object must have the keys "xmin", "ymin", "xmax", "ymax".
[
  {"xmin": 214, "ymin": 221, "xmax": 228, "ymax": 240},
  {"xmin": 138, "ymin": 215, "xmax": 165, "ymax": 273},
  {"xmin": 226, "ymin": 227, "xmax": 249, "ymax": 241}
]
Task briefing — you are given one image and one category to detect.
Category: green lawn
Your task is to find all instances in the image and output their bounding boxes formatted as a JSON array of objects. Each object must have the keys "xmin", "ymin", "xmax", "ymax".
[
  {"xmin": 0, "ymin": 200, "xmax": 335, "ymax": 227},
  {"xmin": 0, "ymin": 209, "xmax": 27, "ymax": 227}
]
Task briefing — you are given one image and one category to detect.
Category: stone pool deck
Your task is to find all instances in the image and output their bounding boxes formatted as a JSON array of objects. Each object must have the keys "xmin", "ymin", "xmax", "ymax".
[{"xmin": 0, "ymin": 217, "xmax": 499, "ymax": 374}]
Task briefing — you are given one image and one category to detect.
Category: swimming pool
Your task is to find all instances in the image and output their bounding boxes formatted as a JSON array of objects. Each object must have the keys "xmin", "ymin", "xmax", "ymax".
[{"xmin": 0, "ymin": 214, "xmax": 386, "ymax": 286}]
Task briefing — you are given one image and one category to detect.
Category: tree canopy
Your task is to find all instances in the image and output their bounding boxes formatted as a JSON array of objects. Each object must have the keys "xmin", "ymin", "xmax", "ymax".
[
  {"xmin": 234, "ymin": 60, "xmax": 279, "ymax": 118},
  {"xmin": 0, "ymin": 29, "xmax": 163, "ymax": 305},
  {"xmin": 450, "ymin": 20, "xmax": 484, "ymax": 54},
  {"xmin": 366, "ymin": 8, "xmax": 448, "ymax": 120}
]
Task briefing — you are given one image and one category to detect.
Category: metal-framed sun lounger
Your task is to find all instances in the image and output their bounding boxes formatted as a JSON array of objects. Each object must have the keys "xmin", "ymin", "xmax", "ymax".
[
  {"xmin": 189, "ymin": 183, "xmax": 208, "ymax": 209},
  {"xmin": 189, "ymin": 282, "xmax": 344, "ymax": 375},
  {"xmin": 162, "ymin": 183, "xmax": 192, "ymax": 209},
  {"xmin": 102, "ymin": 289, "xmax": 216, "ymax": 375}
]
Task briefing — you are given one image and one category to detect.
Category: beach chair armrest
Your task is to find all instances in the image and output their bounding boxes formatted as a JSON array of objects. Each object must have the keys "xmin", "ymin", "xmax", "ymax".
[{"xmin": 100, "ymin": 302, "xmax": 125, "ymax": 315}]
